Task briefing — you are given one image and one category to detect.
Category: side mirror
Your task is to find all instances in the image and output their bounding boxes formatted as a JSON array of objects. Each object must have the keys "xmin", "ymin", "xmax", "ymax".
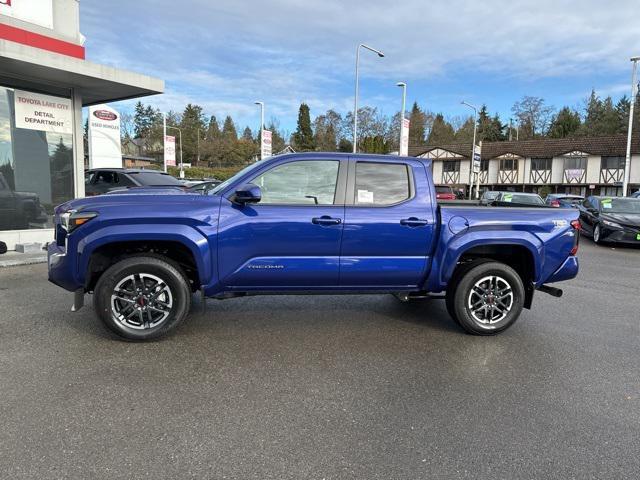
[{"xmin": 234, "ymin": 183, "xmax": 261, "ymax": 205}]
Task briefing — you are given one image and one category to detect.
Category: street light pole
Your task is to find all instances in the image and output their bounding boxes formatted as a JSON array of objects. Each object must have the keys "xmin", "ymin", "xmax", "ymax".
[
  {"xmin": 255, "ymin": 101, "xmax": 264, "ymax": 160},
  {"xmin": 461, "ymin": 101, "xmax": 478, "ymax": 199},
  {"xmin": 196, "ymin": 128, "xmax": 201, "ymax": 166},
  {"xmin": 396, "ymin": 82, "xmax": 407, "ymax": 155},
  {"xmin": 167, "ymin": 125, "xmax": 183, "ymax": 178},
  {"xmin": 623, "ymin": 56, "xmax": 640, "ymax": 197},
  {"xmin": 353, "ymin": 43, "xmax": 384, "ymax": 153}
]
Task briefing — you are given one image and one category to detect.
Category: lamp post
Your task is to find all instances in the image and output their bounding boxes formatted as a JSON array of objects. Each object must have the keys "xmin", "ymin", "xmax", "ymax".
[
  {"xmin": 461, "ymin": 101, "xmax": 478, "ymax": 199},
  {"xmin": 166, "ymin": 125, "xmax": 183, "ymax": 178},
  {"xmin": 255, "ymin": 101, "xmax": 264, "ymax": 160},
  {"xmin": 396, "ymin": 82, "xmax": 407, "ymax": 155},
  {"xmin": 196, "ymin": 128, "xmax": 201, "ymax": 166},
  {"xmin": 353, "ymin": 43, "xmax": 384, "ymax": 153},
  {"xmin": 623, "ymin": 56, "xmax": 640, "ymax": 197}
]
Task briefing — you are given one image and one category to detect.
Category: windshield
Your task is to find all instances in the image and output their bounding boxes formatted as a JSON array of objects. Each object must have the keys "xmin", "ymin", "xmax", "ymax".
[
  {"xmin": 208, "ymin": 162, "xmax": 265, "ymax": 195},
  {"xmin": 501, "ymin": 193, "xmax": 544, "ymax": 205},
  {"xmin": 483, "ymin": 191, "xmax": 499, "ymax": 200},
  {"xmin": 600, "ymin": 197, "xmax": 640, "ymax": 214},
  {"xmin": 127, "ymin": 172, "xmax": 183, "ymax": 186}
]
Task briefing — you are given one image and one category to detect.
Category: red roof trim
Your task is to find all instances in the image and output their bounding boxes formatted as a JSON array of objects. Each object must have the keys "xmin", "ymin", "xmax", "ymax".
[{"xmin": 0, "ymin": 22, "xmax": 85, "ymax": 59}]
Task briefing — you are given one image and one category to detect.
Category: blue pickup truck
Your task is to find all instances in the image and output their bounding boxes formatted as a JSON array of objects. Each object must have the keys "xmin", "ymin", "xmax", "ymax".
[{"xmin": 48, "ymin": 153, "xmax": 580, "ymax": 340}]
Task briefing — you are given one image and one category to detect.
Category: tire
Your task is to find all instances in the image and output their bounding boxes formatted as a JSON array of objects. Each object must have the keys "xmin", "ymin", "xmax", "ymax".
[
  {"xmin": 94, "ymin": 255, "xmax": 191, "ymax": 341},
  {"xmin": 445, "ymin": 259, "xmax": 494, "ymax": 326},
  {"xmin": 448, "ymin": 261, "xmax": 524, "ymax": 335},
  {"xmin": 593, "ymin": 224, "xmax": 601, "ymax": 244}
]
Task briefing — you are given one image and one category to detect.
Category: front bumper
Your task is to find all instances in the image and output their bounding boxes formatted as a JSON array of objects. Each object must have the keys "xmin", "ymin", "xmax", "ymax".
[
  {"xmin": 47, "ymin": 242, "xmax": 80, "ymax": 292},
  {"xmin": 601, "ymin": 226, "xmax": 640, "ymax": 244}
]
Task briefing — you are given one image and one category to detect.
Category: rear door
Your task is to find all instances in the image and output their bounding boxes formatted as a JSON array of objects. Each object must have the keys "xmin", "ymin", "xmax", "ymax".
[
  {"xmin": 217, "ymin": 158, "xmax": 348, "ymax": 289},
  {"xmin": 339, "ymin": 158, "xmax": 436, "ymax": 288}
]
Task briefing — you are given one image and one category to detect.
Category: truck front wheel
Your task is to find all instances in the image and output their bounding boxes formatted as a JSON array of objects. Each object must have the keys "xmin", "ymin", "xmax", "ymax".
[
  {"xmin": 447, "ymin": 261, "xmax": 524, "ymax": 335},
  {"xmin": 94, "ymin": 255, "xmax": 191, "ymax": 341}
]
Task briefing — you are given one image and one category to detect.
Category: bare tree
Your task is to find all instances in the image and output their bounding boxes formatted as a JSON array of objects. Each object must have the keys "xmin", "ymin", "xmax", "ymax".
[{"xmin": 511, "ymin": 96, "xmax": 554, "ymax": 139}]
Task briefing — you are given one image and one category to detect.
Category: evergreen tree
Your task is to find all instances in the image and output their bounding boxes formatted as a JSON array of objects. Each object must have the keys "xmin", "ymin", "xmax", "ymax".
[
  {"xmin": 427, "ymin": 114, "xmax": 455, "ymax": 145},
  {"xmin": 292, "ymin": 103, "xmax": 315, "ymax": 151},
  {"xmin": 179, "ymin": 104, "xmax": 207, "ymax": 165},
  {"xmin": 242, "ymin": 126, "xmax": 254, "ymax": 141},
  {"xmin": 338, "ymin": 138, "xmax": 353, "ymax": 152},
  {"xmin": 222, "ymin": 116, "xmax": 238, "ymax": 141},
  {"xmin": 408, "ymin": 102, "xmax": 426, "ymax": 146},
  {"xmin": 454, "ymin": 116, "xmax": 475, "ymax": 143},
  {"xmin": 206, "ymin": 115, "xmax": 221, "ymax": 141},
  {"xmin": 548, "ymin": 107, "xmax": 581, "ymax": 138},
  {"xmin": 266, "ymin": 121, "xmax": 286, "ymax": 154}
]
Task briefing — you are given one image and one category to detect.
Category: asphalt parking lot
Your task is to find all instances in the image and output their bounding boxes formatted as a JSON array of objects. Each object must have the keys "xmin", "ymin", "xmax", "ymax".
[{"xmin": 1, "ymin": 240, "xmax": 638, "ymax": 479}]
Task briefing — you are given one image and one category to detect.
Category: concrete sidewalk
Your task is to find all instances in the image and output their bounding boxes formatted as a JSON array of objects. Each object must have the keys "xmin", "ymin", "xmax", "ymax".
[{"xmin": 0, "ymin": 251, "xmax": 47, "ymax": 268}]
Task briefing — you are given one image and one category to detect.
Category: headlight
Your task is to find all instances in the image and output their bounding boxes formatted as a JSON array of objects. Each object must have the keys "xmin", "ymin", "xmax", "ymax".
[
  {"xmin": 60, "ymin": 210, "xmax": 98, "ymax": 233},
  {"xmin": 602, "ymin": 219, "xmax": 622, "ymax": 228}
]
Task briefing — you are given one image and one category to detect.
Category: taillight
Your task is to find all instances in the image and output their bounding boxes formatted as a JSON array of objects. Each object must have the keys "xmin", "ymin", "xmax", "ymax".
[
  {"xmin": 570, "ymin": 219, "xmax": 580, "ymax": 255},
  {"xmin": 550, "ymin": 200, "xmax": 560, "ymax": 207}
]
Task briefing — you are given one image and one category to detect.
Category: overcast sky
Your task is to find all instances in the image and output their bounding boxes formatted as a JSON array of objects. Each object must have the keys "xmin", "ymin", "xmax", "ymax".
[{"xmin": 82, "ymin": 0, "xmax": 640, "ymax": 133}]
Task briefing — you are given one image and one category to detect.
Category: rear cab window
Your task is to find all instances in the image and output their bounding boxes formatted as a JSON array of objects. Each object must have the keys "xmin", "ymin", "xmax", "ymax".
[{"xmin": 354, "ymin": 162, "xmax": 411, "ymax": 206}]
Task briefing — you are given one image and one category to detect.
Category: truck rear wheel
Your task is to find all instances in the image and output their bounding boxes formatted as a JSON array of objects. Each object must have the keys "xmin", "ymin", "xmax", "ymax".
[
  {"xmin": 447, "ymin": 261, "xmax": 524, "ymax": 335},
  {"xmin": 94, "ymin": 255, "xmax": 191, "ymax": 341}
]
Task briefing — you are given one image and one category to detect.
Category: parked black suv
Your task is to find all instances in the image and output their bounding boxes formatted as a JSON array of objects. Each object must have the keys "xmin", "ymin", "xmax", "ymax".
[
  {"xmin": 0, "ymin": 173, "xmax": 48, "ymax": 230},
  {"xmin": 84, "ymin": 169, "xmax": 184, "ymax": 196}
]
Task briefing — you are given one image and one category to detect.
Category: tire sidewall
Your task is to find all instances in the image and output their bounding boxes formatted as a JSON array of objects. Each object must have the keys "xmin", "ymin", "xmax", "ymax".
[
  {"xmin": 453, "ymin": 262, "xmax": 524, "ymax": 335},
  {"xmin": 94, "ymin": 256, "xmax": 191, "ymax": 341}
]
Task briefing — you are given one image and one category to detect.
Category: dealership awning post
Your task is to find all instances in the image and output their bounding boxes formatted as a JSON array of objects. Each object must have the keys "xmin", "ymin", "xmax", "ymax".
[{"xmin": 623, "ymin": 56, "xmax": 639, "ymax": 196}]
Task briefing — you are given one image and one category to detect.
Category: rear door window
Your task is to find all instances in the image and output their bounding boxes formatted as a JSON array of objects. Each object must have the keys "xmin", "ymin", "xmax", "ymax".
[{"xmin": 354, "ymin": 162, "xmax": 410, "ymax": 206}]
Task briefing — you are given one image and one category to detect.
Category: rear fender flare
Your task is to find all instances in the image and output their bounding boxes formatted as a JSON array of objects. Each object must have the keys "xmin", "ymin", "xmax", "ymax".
[{"xmin": 435, "ymin": 231, "xmax": 543, "ymax": 290}]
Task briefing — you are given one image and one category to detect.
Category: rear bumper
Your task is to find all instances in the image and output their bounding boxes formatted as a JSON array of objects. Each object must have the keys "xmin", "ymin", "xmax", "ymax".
[
  {"xmin": 47, "ymin": 242, "xmax": 80, "ymax": 292},
  {"xmin": 544, "ymin": 255, "xmax": 579, "ymax": 284}
]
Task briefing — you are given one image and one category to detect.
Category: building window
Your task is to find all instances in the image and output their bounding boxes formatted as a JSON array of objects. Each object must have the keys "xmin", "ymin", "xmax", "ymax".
[
  {"xmin": 480, "ymin": 159, "xmax": 489, "ymax": 172},
  {"xmin": 564, "ymin": 156, "xmax": 586, "ymax": 170},
  {"xmin": 601, "ymin": 156, "xmax": 625, "ymax": 170},
  {"xmin": 500, "ymin": 159, "xmax": 517, "ymax": 171},
  {"xmin": 0, "ymin": 86, "xmax": 74, "ymax": 231},
  {"xmin": 531, "ymin": 158, "xmax": 552, "ymax": 170},
  {"xmin": 442, "ymin": 160, "xmax": 460, "ymax": 172}
]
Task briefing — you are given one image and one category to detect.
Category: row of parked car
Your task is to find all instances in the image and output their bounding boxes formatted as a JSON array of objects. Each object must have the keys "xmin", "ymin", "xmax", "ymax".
[
  {"xmin": 473, "ymin": 189, "xmax": 640, "ymax": 246},
  {"xmin": 84, "ymin": 168, "xmax": 221, "ymax": 197}
]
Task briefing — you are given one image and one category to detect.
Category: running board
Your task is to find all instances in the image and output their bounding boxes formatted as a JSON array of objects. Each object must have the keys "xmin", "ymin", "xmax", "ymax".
[{"xmin": 537, "ymin": 285, "xmax": 563, "ymax": 298}]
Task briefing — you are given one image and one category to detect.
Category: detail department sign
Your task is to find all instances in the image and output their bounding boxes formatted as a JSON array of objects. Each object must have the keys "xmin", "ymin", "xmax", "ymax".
[{"xmin": 14, "ymin": 90, "xmax": 73, "ymax": 135}]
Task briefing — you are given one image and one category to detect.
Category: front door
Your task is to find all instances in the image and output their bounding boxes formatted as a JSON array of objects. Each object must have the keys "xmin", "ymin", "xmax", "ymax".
[
  {"xmin": 340, "ymin": 159, "xmax": 436, "ymax": 288},
  {"xmin": 218, "ymin": 158, "xmax": 347, "ymax": 289}
]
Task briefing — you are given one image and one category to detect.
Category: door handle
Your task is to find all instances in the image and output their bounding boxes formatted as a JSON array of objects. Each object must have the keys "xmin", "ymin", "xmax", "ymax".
[
  {"xmin": 400, "ymin": 217, "xmax": 429, "ymax": 227},
  {"xmin": 312, "ymin": 216, "xmax": 342, "ymax": 226}
]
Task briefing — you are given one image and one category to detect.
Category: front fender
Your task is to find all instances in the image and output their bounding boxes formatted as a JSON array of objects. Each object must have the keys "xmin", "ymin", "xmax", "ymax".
[{"xmin": 76, "ymin": 224, "xmax": 213, "ymax": 287}]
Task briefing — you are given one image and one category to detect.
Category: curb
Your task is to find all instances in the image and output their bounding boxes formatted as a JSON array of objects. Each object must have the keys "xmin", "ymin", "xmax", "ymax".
[{"xmin": 0, "ymin": 255, "xmax": 47, "ymax": 268}]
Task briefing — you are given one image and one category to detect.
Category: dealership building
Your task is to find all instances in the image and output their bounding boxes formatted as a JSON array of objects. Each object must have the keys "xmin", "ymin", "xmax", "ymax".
[
  {"xmin": 0, "ymin": 0, "xmax": 163, "ymax": 250},
  {"xmin": 410, "ymin": 134, "xmax": 640, "ymax": 197}
]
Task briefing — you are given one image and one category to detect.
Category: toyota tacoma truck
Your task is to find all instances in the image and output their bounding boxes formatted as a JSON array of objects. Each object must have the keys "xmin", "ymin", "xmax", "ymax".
[{"xmin": 47, "ymin": 153, "xmax": 580, "ymax": 341}]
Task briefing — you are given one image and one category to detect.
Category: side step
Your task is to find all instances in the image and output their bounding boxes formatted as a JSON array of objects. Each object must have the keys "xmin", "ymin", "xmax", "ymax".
[{"xmin": 537, "ymin": 285, "xmax": 563, "ymax": 298}]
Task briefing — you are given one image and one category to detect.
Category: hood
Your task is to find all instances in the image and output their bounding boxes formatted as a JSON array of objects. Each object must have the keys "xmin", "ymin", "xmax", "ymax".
[
  {"xmin": 600, "ymin": 212, "xmax": 640, "ymax": 228},
  {"xmin": 55, "ymin": 190, "xmax": 219, "ymax": 216}
]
